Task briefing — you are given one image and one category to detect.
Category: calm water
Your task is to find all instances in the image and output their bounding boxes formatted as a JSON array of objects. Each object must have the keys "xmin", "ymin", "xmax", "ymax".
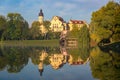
[{"xmin": 0, "ymin": 45, "xmax": 120, "ymax": 80}]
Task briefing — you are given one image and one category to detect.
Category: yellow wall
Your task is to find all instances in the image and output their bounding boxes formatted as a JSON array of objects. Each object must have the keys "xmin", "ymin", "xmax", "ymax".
[
  {"xmin": 38, "ymin": 16, "xmax": 44, "ymax": 24},
  {"xmin": 38, "ymin": 15, "xmax": 48, "ymax": 34},
  {"xmin": 68, "ymin": 20, "xmax": 85, "ymax": 31},
  {"xmin": 39, "ymin": 25, "xmax": 48, "ymax": 34},
  {"xmin": 50, "ymin": 16, "xmax": 64, "ymax": 32}
]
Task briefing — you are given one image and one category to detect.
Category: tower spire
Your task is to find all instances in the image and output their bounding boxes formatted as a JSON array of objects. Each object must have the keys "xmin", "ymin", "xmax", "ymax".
[{"xmin": 39, "ymin": 9, "xmax": 44, "ymax": 16}]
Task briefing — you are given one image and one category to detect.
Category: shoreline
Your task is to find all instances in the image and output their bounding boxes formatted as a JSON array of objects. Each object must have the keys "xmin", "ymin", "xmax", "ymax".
[{"xmin": 0, "ymin": 40, "xmax": 59, "ymax": 47}]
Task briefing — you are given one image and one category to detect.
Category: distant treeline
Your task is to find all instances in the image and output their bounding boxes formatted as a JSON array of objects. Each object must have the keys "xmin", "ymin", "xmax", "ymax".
[{"xmin": 0, "ymin": 13, "xmax": 61, "ymax": 40}]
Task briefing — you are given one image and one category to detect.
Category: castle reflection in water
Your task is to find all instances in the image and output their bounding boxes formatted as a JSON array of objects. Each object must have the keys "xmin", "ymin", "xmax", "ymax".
[{"xmin": 38, "ymin": 45, "xmax": 90, "ymax": 76}]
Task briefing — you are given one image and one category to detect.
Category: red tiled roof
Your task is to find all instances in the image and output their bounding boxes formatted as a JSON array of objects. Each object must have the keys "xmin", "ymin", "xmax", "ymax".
[
  {"xmin": 70, "ymin": 20, "xmax": 84, "ymax": 24},
  {"xmin": 71, "ymin": 61, "xmax": 84, "ymax": 65}
]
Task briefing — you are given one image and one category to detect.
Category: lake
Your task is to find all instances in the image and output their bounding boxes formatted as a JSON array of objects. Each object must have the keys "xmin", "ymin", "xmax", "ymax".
[{"xmin": 0, "ymin": 45, "xmax": 120, "ymax": 80}]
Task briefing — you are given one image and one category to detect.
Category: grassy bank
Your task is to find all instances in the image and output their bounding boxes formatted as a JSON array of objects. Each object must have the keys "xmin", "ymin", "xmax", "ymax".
[{"xmin": 0, "ymin": 40, "xmax": 59, "ymax": 47}]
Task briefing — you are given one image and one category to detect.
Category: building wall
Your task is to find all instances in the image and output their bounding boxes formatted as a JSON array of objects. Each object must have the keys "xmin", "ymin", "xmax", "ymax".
[
  {"xmin": 38, "ymin": 14, "xmax": 48, "ymax": 34},
  {"xmin": 50, "ymin": 16, "xmax": 65, "ymax": 32},
  {"xmin": 38, "ymin": 16, "xmax": 44, "ymax": 24},
  {"xmin": 39, "ymin": 25, "xmax": 48, "ymax": 34},
  {"xmin": 68, "ymin": 20, "xmax": 85, "ymax": 31}
]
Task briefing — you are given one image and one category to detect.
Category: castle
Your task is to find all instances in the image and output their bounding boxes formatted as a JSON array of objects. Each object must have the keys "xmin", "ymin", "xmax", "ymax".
[
  {"xmin": 38, "ymin": 9, "xmax": 88, "ymax": 34},
  {"xmin": 38, "ymin": 9, "xmax": 48, "ymax": 34}
]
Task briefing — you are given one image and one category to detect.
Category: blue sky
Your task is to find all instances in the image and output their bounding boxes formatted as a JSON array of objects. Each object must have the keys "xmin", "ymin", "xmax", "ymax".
[{"xmin": 0, "ymin": 0, "xmax": 119, "ymax": 26}]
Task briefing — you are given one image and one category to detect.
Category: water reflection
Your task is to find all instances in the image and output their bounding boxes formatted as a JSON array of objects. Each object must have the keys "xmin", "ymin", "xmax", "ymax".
[
  {"xmin": 90, "ymin": 46, "xmax": 120, "ymax": 80},
  {"xmin": 0, "ymin": 46, "xmax": 29, "ymax": 73},
  {"xmin": 38, "ymin": 50, "xmax": 48, "ymax": 76},
  {"xmin": 37, "ymin": 45, "xmax": 90, "ymax": 77},
  {"xmin": 49, "ymin": 45, "xmax": 68, "ymax": 70},
  {"xmin": 0, "ymin": 44, "xmax": 120, "ymax": 80}
]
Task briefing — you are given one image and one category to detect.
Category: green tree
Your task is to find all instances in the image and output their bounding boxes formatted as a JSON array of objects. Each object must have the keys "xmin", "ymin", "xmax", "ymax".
[
  {"xmin": 43, "ymin": 20, "xmax": 51, "ymax": 39},
  {"xmin": 90, "ymin": 1, "xmax": 120, "ymax": 44},
  {"xmin": 68, "ymin": 24, "xmax": 79, "ymax": 38},
  {"xmin": 0, "ymin": 15, "xmax": 7, "ymax": 40},
  {"xmin": 2, "ymin": 13, "xmax": 29, "ymax": 40},
  {"xmin": 29, "ymin": 21, "xmax": 41, "ymax": 39},
  {"xmin": 43, "ymin": 20, "xmax": 50, "ymax": 30}
]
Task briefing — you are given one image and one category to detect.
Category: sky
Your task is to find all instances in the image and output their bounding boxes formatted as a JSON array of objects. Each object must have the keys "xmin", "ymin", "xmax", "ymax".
[{"xmin": 0, "ymin": 0, "xmax": 119, "ymax": 26}]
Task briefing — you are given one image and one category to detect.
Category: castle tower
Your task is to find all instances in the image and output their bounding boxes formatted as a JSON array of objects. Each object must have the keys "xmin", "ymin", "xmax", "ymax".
[{"xmin": 38, "ymin": 9, "xmax": 44, "ymax": 24}]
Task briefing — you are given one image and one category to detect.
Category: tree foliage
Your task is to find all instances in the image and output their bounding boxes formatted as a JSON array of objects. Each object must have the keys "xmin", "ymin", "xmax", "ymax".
[
  {"xmin": 90, "ymin": 1, "xmax": 120, "ymax": 44},
  {"xmin": 0, "ymin": 15, "xmax": 7, "ymax": 39},
  {"xmin": 43, "ymin": 20, "xmax": 51, "ymax": 30},
  {"xmin": 1, "ymin": 13, "xmax": 29, "ymax": 40},
  {"xmin": 29, "ymin": 21, "xmax": 41, "ymax": 39}
]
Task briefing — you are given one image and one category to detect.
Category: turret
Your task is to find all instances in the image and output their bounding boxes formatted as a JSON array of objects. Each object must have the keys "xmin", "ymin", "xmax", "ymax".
[
  {"xmin": 39, "ymin": 9, "xmax": 44, "ymax": 16},
  {"xmin": 38, "ymin": 9, "xmax": 44, "ymax": 24}
]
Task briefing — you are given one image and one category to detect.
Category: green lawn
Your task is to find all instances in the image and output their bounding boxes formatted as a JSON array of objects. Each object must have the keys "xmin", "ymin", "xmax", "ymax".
[{"xmin": 0, "ymin": 40, "xmax": 59, "ymax": 47}]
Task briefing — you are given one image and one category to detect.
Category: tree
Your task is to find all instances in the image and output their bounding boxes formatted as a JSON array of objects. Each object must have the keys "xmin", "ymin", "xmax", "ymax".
[
  {"xmin": 90, "ymin": 1, "xmax": 120, "ymax": 44},
  {"xmin": 43, "ymin": 20, "xmax": 50, "ymax": 30},
  {"xmin": 43, "ymin": 20, "xmax": 51, "ymax": 39},
  {"xmin": 29, "ymin": 21, "xmax": 41, "ymax": 40},
  {"xmin": 68, "ymin": 24, "xmax": 79, "ymax": 38},
  {"xmin": 2, "ymin": 13, "xmax": 29, "ymax": 40},
  {"xmin": 0, "ymin": 15, "xmax": 7, "ymax": 40}
]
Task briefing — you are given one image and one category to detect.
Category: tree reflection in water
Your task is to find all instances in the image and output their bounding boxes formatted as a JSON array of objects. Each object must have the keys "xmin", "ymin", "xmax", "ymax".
[
  {"xmin": 0, "ymin": 46, "xmax": 29, "ymax": 73},
  {"xmin": 90, "ymin": 46, "xmax": 120, "ymax": 80}
]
